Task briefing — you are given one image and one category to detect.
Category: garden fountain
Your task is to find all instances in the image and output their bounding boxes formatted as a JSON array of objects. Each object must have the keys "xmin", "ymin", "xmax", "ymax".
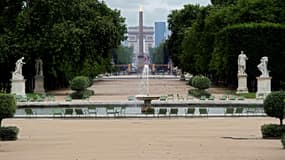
[{"xmin": 135, "ymin": 64, "xmax": 159, "ymax": 112}]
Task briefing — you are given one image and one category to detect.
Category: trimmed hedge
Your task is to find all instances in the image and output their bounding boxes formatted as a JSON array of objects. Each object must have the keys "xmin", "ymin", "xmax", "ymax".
[
  {"xmin": 189, "ymin": 89, "xmax": 211, "ymax": 98},
  {"xmin": 0, "ymin": 93, "xmax": 16, "ymax": 126},
  {"xmin": 261, "ymin": 124, "xmax": 285, "ymax": 139},
  {"xmin": 0, "ymin": 126, "xmax": 19, "ymax": 141},
  {"xmin": 70, "ymin": 76, "xmax": 93, "ymax": 99},
  {"xmin": 191, "ymin": 75, "xmax": 211, "ymax": 89},
  {"xmin": 263, "ymin": 91, "xmax": 285, "ymax": 125},
  {"xmin": 70, "ymin": 89, "xmax": 94, "ymax": 99},
  {"xmin": 282, "ymin": 133, "xmax": 285, "ymax": 149},
  {"xmin": 70, "ymin": 76, "xmax": 90, "ymax": 91},
  {"xmin": 211, "ymin": 23, "xmax": 285, "ymax": 89}
]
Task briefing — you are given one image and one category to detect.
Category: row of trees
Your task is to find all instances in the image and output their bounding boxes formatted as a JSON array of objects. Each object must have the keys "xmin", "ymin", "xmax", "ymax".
[
  {"xmin": 111, "ymin": 45, "xmax": 132, "ymax": 64},
  {"xmin": 167, "ymin": 0, "xmax": 285, "ymax": 90},
  {"xmin": 0, "ymin": 0, "xmax": 126, "ymax": 90},
  {"xmin": 149, "ymin": 42, "xmax": 169, "ymax": 64}
]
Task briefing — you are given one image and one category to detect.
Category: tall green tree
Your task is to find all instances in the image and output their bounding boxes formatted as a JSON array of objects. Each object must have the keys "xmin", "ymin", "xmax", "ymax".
[
  {"xmin": 0, "ymin": 0, "xmax": 126, "ymax": 90},
  {"xmin": 167, "ymin": 4, "xmax": 202, "ymax": 71}
]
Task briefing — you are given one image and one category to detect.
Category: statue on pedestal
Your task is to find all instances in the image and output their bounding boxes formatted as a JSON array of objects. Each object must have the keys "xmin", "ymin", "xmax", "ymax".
[
  {"xmin": 238, "ymin": 51, "xmax": 248, "ymax": 75},
  {"xmin": 12, "ymin": 57, "xmax": 25, "ymax": 80},
  {"xmin": 257, "ymin": 56, "xmax": 269, "ymax": 77},
  {"xmin": 35, "ymin": 58, "xmax": 43, "ymax": 76}
]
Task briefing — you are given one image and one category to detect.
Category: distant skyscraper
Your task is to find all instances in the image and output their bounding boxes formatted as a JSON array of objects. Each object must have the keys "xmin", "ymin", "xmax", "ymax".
[{"xmin": 155, "ymin": 22, "xmax": 166, "ymax": 47}]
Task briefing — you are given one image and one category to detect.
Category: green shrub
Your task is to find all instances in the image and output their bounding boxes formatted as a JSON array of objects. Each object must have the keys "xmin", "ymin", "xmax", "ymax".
[
  {"xmin": 189, "ymin": 89, "xmax": 211, "ymax": 98},
  {"xmin": 282, "ymin": 133, "xmax": 285, "ymax": 149},
  {"xmin": 191, "ymin": 75, "xmax": 211, "ymax": 90},
  {"xmin": 0, "ymin": 94, "xmax": 16, "ymax": 126},
  {"xmin": 264, "ymin": 91, "xmax": 285, "ymax": 125},
  {"xmin": 261, "ymin": 124, "xmax": 285, "ymax": 139},
  {"xmin": 70, "ymin": 89, "xmax": 94, "ymax": 99},
  {"xmin": 70, "ymin": 76, "xmax": 90, "ymax": 91},
  {"xmin": 0, "ymin": 126, "xmax": 19, "ymax": 141},
  {"xmin": 70, "ymin": 76, "xmax": 93, "ymax": 99}
]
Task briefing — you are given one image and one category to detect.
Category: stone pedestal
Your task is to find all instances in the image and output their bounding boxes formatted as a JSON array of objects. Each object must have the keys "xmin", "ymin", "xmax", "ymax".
[
  {"xmin": 11, "ymin": 79, "xmax": 26, "ymax": 96},
  {"xmin": 256, "ymin": 77, "xmax": 271, "ymax": 98},
  {"xmin": 237, "ymin": 74, "xmax": 248, "ymax": 93},
  {"xmin": 34, "ymin": 76, "xmax": 45, "ymax": 94}
]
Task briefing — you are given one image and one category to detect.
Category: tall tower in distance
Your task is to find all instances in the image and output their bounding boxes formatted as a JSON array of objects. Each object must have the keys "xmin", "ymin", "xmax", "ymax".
[
  {"xmin": 155, "ymin": 22, "xmax": 166, "ymax": 47},
  {"xmin": 137, "ymin": 6, "xmax": 144, "ymax": 73}
]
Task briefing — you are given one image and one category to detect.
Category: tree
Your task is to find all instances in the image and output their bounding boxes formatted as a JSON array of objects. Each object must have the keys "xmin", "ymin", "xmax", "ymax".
[
  {"xmin": 181, "ymin": 6, "xmax": 212, "ymax": 75},
  {"xmin": 167, "ymin": 4, "xmax": 203, "ymax": 71},
  {"xmin": 0, "ymin": 0, "xmax": 126, "ymax": 90},
  {"xmin": 264, "ymin": 91, "xmax": 285, "ymax": 125},
  {"xmin": 211, "ymin": 0, "xmax": 238, "ymax": 6},
  {"xmin": 0, "ymin": 0, "xmax": 23, "ymax": 33},
  {"xmin": 168, "ymin": 0, "xmax": 285, "ymax": 89}
]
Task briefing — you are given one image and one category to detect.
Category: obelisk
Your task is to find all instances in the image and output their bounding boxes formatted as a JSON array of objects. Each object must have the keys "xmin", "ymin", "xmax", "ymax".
[{"xmin": 137, "ymin": 6, "xmax": 144, "ymax": 73}]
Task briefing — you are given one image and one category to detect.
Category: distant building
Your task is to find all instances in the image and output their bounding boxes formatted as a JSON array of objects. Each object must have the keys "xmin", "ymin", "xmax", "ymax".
[
  {"xmin": 155, "ymin": 22, "xmax": 166, "ymax": 47},
  {"xmin": 127, "ymin": 26, "xmax": 154, "ymax": 62}
]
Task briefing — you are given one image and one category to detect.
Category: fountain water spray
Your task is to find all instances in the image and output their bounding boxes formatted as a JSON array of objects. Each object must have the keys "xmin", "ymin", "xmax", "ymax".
[{"xmin": 140, "ymin": 64, "xmax": 150, "ymax": 95}]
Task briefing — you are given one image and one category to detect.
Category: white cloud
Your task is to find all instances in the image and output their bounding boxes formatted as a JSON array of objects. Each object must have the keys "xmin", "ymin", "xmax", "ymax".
[{"xmin": 103, "ymin": 0, "xmax": 211, "ymax": 26}]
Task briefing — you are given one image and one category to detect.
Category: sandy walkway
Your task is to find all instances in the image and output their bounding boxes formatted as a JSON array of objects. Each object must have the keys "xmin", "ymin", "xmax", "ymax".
[{"xmin": 1, "ymin": 117, "xmax": 284, "ymax": 160}]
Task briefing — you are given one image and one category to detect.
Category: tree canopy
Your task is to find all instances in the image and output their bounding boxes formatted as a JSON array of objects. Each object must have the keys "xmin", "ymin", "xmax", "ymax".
[
  {"xmin": 0, "ymin": 0, "xmax": 126, "ymax": 90},
  {"xmin": 167, "ymin": 0, "xmax": 285, "ymax": 90}
]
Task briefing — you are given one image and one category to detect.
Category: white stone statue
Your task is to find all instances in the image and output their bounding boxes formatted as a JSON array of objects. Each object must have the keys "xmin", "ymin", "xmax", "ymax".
[
  {"xmin": 12, "ymin": 57, "xmax": 25, "ymax": 80},
  {"xmin": 257, "ymin": 56, "xmax": 269, "ymax": 77},
  {"xmin": 35, "ymin": 58, "xmax": 43, "ymax": 76},
  {"xmin": 238, "ymin": 51, "xmax": 248, "ymax": 75}
]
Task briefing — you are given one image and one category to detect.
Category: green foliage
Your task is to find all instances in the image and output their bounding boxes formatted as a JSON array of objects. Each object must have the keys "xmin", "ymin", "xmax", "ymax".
[
  {"xmin": 70, "ymin": 76, "xmax": 94, "ymax": 99},
  {"xmin": 282, "ymin": 133, "xmax": 285, "ymax": 149},
  {"xmin": 263, "ymin": 91, "xmax": 285, "ymax": 125},
  {"xmin": 168, "ymin": 0, "xmax": 285, "ymax": 90},
  {"xmin": 167, "ymin": 4, "xmax": 203, "ymax": 70},
  {"xmin": 210, "ymin": 23, "xmax": 285, "ymax": 88},
  {"xmin": 112, "ymin": 45, "xmax": 132, "ymax": 64},
  {"xmin": 191, "ymin": 75, "xmax": 211, "ymax": 90},
  {"xmin": 70, "ymin": 90, "xmax": 93, "ymax": 99},
  {"xmin": 211, "ymin": 0, "xmax": 238, "ymax": 6},
  {"xmin": 188, "ymin": 89, "xmax": 211, "ymax": 98},
  {"xmin": 237, "ymin": 92, "xmax": 256, "ymax": 99},
  {"xmin": 261, "ymin": 124, "xmax": 285, "ymax": 139},
  {"xmin": 188, "ymin": 76, "xmax": 194, "ymax": 86},
  {"xmin": 70, "ymin": 76, "xmax": 89, "ymax": 91},
  {"xmin": 150, "ymin": 42, "xmax": 168, "ymax": 64},
  {"xmin": 0, "ymin": 0, "xmax": 23, "ymax": 33},
  {"xmin": 0, "ymin": 0, "xmax": 126, "ymax": 90},
  {"xmin": 0, "ymin": 94, "xmax": 16, "ymax": 126},
  {"xmin": 0, "ymin": 126, "xmax": 19, "ymax": 141}
]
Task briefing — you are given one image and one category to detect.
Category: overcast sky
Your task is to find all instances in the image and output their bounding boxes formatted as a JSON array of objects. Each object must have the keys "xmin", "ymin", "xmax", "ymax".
[{"xmin": 103, "ymin": 0, "xmax": 211, "ymax": 26}]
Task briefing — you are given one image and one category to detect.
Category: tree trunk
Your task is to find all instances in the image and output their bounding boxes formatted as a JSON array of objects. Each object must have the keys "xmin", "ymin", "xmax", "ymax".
[
  {"xmin": 280, "ymin": 118, "xmax": 283, "ymax": 126},
  {"xmin": 0, "ymin": 118, "xmax": 2, "ymax": 127}
]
